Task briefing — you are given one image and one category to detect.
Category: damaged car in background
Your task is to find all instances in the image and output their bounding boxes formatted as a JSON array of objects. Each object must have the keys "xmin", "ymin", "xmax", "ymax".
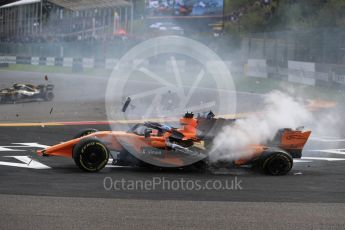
[{"xmin": 0, "ymin": 83, "xmax": 54, "ymax": 103}]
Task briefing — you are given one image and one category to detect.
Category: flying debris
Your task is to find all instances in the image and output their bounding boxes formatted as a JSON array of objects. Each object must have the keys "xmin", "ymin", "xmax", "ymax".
[{"xmin": 122, "ymin": 97, "xmax": 132, "ymax": 112}]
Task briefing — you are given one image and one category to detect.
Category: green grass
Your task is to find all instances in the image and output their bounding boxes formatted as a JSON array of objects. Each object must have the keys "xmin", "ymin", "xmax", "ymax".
[{"xmin": 0, "ymin": 64, "xmax": 111, "ymax": 76}]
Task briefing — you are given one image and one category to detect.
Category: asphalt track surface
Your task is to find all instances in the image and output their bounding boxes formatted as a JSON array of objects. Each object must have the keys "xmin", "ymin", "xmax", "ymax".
[
  {"xmin": 1, "ymin": 70, "xmax": 345, "ymax": 229},
  {"xmin": 1, "ymin": 124, "xmax": 345, "ymax": 229},
  {"xmin": 0, "ymin": 70, "xmax": 259, "ymax": 122}
]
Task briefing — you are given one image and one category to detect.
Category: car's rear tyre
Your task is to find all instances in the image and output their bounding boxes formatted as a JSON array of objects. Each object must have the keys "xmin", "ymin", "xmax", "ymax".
[
  {"xmin": 73, "ymin": 129, "xmax": 99, "ymax": 139},
  {"xmin": 73, "ymin": 138, "xmax": 109, "ymax": 172},
  {"xmin": 261, "ymin": 152, "xmax": 293, "ymax": 175},
  {"xmin": 44, "ymin": 91, "xmax": 54, "ymax": 101}
]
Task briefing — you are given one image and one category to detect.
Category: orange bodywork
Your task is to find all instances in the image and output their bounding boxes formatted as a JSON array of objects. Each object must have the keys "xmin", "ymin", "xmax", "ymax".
[
  {"xmin": 280, "ymin": 129, "xmax": 312, "ymax": 150},
  {"xmin": 234, "ymin": 129, "xmax": 311, "ymax": 165},
  {"xmin": 37, "ymin": 131, "xmax": 170, "ymax": 158},
  {"xmin": 38, "ymin": 115, "xmax": 311, "ymax": 168},
  {"xmin": 38, "ymin": 117, "xmax": 198, "ymax": 158},
  {"xmin": 37, "ymin": 131, "xmax": 124, "ymax": 158},
  {"xmin": 233, "ymin": 145, "xmax": 267, "ymax": 165},
  {"xmin": 177, "ymin": 117, "xmax": 198, "ymax": 140}
]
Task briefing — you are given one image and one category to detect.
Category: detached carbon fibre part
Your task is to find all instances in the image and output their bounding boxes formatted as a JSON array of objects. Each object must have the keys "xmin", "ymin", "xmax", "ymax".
[{"xmin": 122, "ymin": 97, "xmax": 131, "ymax": 112}]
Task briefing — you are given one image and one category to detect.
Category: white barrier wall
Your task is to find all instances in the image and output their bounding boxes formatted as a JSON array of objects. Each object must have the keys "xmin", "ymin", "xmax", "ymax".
[
  {"xmin": 46, "ymin": 57, "xmax": 55, "ymax": 66},
  {"xmin": 31, "ymin": 57, "xmax": 39, "ymax": 65},
  {"xmin": 0, "ymin": 56, "xmax": 16, "ymax": 64},
  {"xmin": 1, "ymin": 55, "xmax": 344, "ymax": 87},
  {"xmin": 247, "ymin": 59, "xmax": 268, "ymax": 78},
  {"xmin": 63, "ymin": 57, "xmax": 73, "ymax": 67},
  {"xmin": 288, "ymin": 61, "xmax": 316, "ymax": 86},
  {"xmin": 332, "ymin": 74, "xmax": 345, "ymax": 85},
  {"xmin": 82, "ymin": 58, "xmax": 94, "ymax": 68}
]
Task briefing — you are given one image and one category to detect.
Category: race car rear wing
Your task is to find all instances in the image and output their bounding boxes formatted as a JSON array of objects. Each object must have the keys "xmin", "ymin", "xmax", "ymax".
[{"xmin": 273, "ymin": 128, "xmax": 311, "ymax": 158}]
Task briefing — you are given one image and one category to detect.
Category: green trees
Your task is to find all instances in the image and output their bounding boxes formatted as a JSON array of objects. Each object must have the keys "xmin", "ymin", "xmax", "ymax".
[
  {"xmin": 272, "ymin": 0, "xmax": 345, "ymax": 30},
  {"xmin": 224, "ymin": 0, "xmax": 345, "ymax": 34}
]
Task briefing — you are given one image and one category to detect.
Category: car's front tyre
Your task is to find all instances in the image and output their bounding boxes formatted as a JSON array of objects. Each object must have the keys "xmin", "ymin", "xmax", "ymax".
[{"xmin": 73, "ymin": 138, "xmax": 109, "ymax": 172}]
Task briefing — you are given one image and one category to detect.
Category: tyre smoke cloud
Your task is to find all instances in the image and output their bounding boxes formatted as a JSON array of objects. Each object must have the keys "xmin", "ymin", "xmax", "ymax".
[{"xmin": 210, "ymin": 90, "xmax": 313, "ymax": 161}]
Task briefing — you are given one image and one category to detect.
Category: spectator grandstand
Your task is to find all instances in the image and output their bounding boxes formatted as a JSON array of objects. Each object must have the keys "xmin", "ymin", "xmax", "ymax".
[
  {"xmin": 0, "ymin": 0, "xmax": 344, "ymax": 64},
  {"xmin": 0, "ymin": 0, "xmax": 134, "ymax": 42}
]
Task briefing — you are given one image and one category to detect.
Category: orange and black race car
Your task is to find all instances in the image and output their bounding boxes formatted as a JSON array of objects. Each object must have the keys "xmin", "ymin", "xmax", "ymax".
[{"xmin": 37, "ymin": 109, "xmax": 311, "ymax": 175}]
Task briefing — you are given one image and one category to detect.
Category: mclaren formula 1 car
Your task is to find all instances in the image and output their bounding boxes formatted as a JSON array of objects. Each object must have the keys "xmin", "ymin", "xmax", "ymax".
[
  {"xmin": 37, "ymin": 110, "xmax": 311, "ymax": 175},
  {"xmin": 0, "ymin": 83, "xmax": 54, "ymax": 103}
]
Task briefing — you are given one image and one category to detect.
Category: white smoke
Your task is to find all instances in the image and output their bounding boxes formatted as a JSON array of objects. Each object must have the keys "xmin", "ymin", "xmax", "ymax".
[
  {"xmin": 210, "ymin": 90, "xmax": 313, "ymax": 161},
  {"xmin": 312, "ymin": 108, "xmax": 342, "ymax": 140}
]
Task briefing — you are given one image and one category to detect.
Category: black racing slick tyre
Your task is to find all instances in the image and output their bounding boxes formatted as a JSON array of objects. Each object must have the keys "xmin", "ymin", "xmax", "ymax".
[
  {"xmin": 261, "ymin": 151, "xmax": 293, "ymax": 175},
  {"xmin": 44, "ymin": 91, "xmax": 54, "ymax": 101},
  {"xmin": 73, "ymin": 129, "xmax": 99, "ymax": 139},
  {"xmin": 73, "ymin": 138, "xmax": 109, "ymax": 172}
]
